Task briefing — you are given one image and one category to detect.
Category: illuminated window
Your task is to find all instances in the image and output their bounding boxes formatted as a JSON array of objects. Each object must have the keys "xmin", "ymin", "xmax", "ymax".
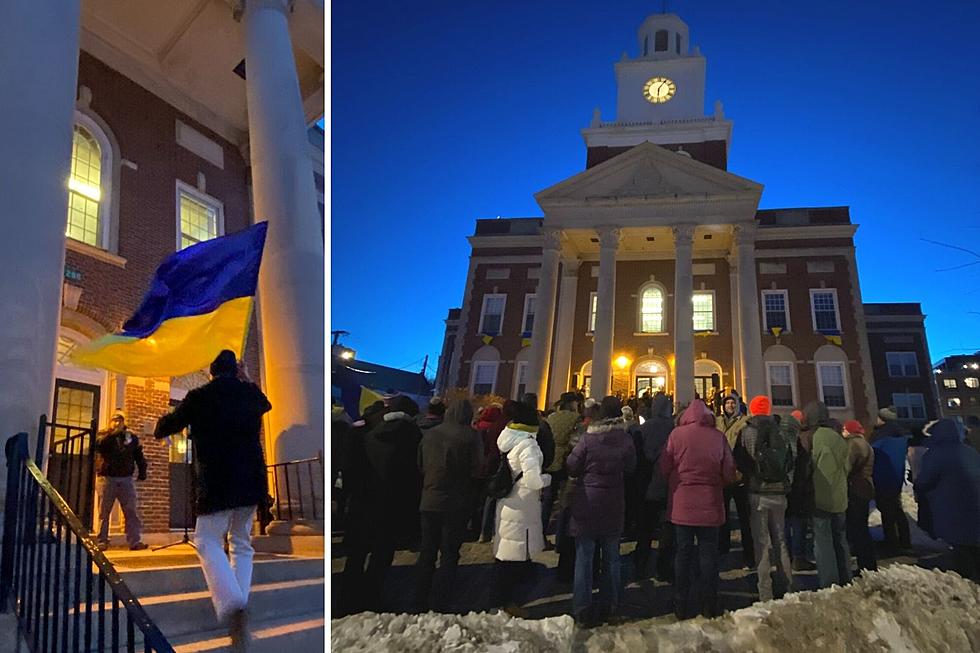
[
  {"xmin": 177, "ymin": 182, "xmax": 223, "ymax": 250},
  {"xmin": 947, "ymin": 397, "xmax": 961, "ymax": 409},
  {"xmin": 893, "ymin": 393, "xmax": 926, "ymax": 420},
  {"xmin": 639, "ymin": 284, "xmax": 665, "ymax": 333},
  {"xmin": 479, "ymin": 294, "xmax": 506, "ymax": 336},
  {"xmin": 588, "ymin": 292, "xmax": 598, "ymax": 332},
  {"xmin": 967, "ymin": 378, "xmax": 980, "ymax": 389},
  {"xmin": 886, "ymin": 352, "xmax": 919, "ymax": 378},
  {"xmin": 817, "ymin": 362, "xmax": 847, "ymax": 408},
  {"xmin": 944, "ymin": 379, "xmax": 957, "ymax": 388},
  {"xmin": 692, "ymin": 291, "xmax": 715, "ymax": 332},
  {"xmin": 67, "ymin": 125, "xmax": 103, "ymax": 247}
]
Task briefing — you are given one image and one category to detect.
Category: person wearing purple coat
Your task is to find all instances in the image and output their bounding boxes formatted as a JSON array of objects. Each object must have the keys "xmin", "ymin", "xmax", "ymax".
[{"xmin": 566, "ymin": 396, "xmax": 637, "ymax": 626}]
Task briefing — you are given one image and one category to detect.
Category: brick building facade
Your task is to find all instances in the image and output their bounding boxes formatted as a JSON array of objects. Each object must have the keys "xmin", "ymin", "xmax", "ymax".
[{"xmin": 434, "ymin": 13, "xmax": 930, "ymax": 427}]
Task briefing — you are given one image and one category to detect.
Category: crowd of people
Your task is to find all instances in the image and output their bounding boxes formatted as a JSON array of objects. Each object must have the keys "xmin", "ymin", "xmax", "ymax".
[{"xmin": 332, "ymin": 386, "xmax": 980, "ymax": 627}]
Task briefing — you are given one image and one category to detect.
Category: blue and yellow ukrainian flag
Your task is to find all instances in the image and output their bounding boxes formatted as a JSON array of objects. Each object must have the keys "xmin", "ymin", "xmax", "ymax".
[{"xmin": 71, "ymin": 222, "xmax": 268, "ymax": 377}]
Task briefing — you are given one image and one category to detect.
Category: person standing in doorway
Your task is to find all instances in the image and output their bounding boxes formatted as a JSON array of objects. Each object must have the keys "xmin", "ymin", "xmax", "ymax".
[
  {"xmin": 155, "ymin": 350, "xmax": 271, "ymax": 652},
  {"xmin": 95, "ymin": 410, "xmax": 148, "ymax": 551}
]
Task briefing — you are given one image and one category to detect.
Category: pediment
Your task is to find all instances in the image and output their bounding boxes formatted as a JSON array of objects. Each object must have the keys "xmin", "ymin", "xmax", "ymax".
[{"xmin": 535, "ymin": 141, "xmax": 763, "ymax": 206}]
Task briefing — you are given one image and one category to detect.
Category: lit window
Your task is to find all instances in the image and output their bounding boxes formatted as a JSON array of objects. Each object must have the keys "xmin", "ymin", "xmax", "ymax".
[
  {"xmin": 762, "ymin": 290, "xmax": 789, "ymax": 332},
  {"xmin": 693, "ymin": 291, "xmax": 715, "ymax": 332},
  {"xmin": 588, "ymin": 292, "xmax": 598, "ymax": 332},
  {"xmin": 479, "ymin": 294, "xmax": 506, "ymax": 336},
  {"xmin": 177, "ymin": 184, "xmax": 223, "ymax": 250},
  {"xmin": 472, "ymin": 362, "xmax": 498, "ymax": 396},
  {"xmin": 818, "ymin": 362, "xmax": 847, "ymax": 408},
  {"xmin": 640, "ymin": 285, "xmax": 665, "ymax": 333},
  {"xmin": 966, "ymin": 378, "xmax": 980, "ymax": 389},
  {"xmin": 893, "ymin": 393, "xmax": 926, "ymax": 419},
  {"xmin": 944, "ymin": 379, "xmax": 957, "ymax": 389},
  {"xmin": 886, "ymin": 352, "xmax": 919, "ymax": 378},
  {"xmin": 67, "ymin": 125, "xmax": 102, "ymax": 247},
  {"xmin": 514, "ymin": 361, "xmax": 529, "ymax": 399},
  {"xmin": 522, "ymin": 294, "xmax": 536, "ymax": 336},
  {"xmin": 767, "ymin": 362, "xmax": 794, "ymax": 407},
  {"xmin": 810, "ymin": 289, "xmax": 840, "ymax": 333},
  {"xmin": 947, "ymin": 397, "xmax": 961, "ymax": 409}
]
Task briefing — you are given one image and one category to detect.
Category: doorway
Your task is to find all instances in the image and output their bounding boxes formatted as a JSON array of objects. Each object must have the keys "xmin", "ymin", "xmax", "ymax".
[{"xmin": 633, "ymin": 358, "xmax": 668, "ymax": 397}]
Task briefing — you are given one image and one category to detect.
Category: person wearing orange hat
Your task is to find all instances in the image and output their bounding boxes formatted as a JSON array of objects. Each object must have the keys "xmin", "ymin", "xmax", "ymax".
[
  {"xmin": 842, "ymin": 420, "xmax": 877, "ymax": 574},
  {"xmin": 739, "ymin": 395, "xmax": 796, "ymax": 601}
]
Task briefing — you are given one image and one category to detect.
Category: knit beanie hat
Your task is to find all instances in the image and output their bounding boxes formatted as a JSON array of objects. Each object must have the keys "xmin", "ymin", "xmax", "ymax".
[
  {"xmin": 843, "ymin": 419, "xmax": 865, "ymax": 435},
  {"xmin": 878, "ymin": 406, "xmax": 898, "ymax": 422},
  {"xmin": 749, "ymin": 395, "xmax": 771, "ymax": 417},
  {"xmin": 790, "ymin": 409, "xmax": 804, "ymax": 424}
]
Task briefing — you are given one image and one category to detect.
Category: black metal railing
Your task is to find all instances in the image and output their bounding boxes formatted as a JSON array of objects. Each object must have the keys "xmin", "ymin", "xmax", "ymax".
[
  {"xmin": 43, "ymin": 415, "xmax": 97, "ymax": 528},
  {"xmin": 1, "ymin": 431, "xmax": 174, "ymax": 652},
  {"xmin": 262, "ymin": 452, "xmax": 323, "ymax": 533}
]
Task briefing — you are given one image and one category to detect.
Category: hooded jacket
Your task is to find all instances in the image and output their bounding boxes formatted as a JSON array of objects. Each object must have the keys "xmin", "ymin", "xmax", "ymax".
[
  {"xmin": 492, "ymin": 425, "xmax": 551, "ymax": 561},
  {"xmin": 871, "ymin": 421, "xmax": 909, "ymax": 497},
  {"xmin": 475, "ymin": 405, "xmax": 503, "ymax": 479},
  {"xmin": 660, "ymin": 401, "xmax": 736, "ymax": 527},
  {"xmin": 845, "ymin": 433, "xmax": 875, "ymax": 501},
  {"xmin": 566, "ymin": 416, "xmax": 637, "ymax": 537},
  {"xmin": 914, "ymin": 420, "xmax": 980, "ymax": 546},
  {"xmin": 360, "ymin": 411, "xmax": 423, "ymax": 529},
  {"xmin": 418, "ymin": 401, "xmax": 483, "ymax": 513},
  {"xmin": 808, "ymin": 402, "xmax": 851, "ymax": 514},
  {"xmin": 642, "ymin": 394, "xmax": 675, "ymax": 502},
  {"xmin": 545, "ymin": 408, "xmax": 581, "ymax": 473},
  {"xmin": 741, "ymin": 414, "xmax": 797, "ymax": 495}
]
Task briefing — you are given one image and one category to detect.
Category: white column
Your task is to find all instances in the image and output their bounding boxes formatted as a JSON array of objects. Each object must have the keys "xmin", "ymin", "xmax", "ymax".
[
  {"xmin": 548, "ymin": 257, "xmax": 580, "ymax": 405},
  {"xmin": 673, "ymin": 225, "xmax": 696, "ymax": 405},
  {"xmin": 0, "ymin": 1, "xmax": 81, "ymax": 510},
  {"xmin": 734, "ymin": 224, "xmax": 766, "ymax": 398},
  {"xmin": 243, "ymin": 0, "xmax": 325, "ymax": 464},
  {"xmin": 590, "ymin": 226, "xmax": 620, "ymax": 399},
  {"xmin": 527, "ymin": 229, "xmax": 562, "ymax": 408},
  {"xmin": 728, "ymin": 255, "xmax": 743, "ymax": 394}
]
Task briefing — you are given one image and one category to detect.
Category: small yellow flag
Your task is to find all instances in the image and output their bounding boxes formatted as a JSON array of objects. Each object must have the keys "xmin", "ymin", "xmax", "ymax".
[
  {"xmin": 521, "ymin": 338, "xmax": 532, "ymax": 347},
  {"xmin": 482, "ymin": 335, "xmax": 494, "ymax": 345},
  {"xmin": 824, "ymin": 334, "xmax": 842, "ymax": 346},
  {"xmin": 771, "ymin": 327, "xmax": 783, "ymax": 337}
]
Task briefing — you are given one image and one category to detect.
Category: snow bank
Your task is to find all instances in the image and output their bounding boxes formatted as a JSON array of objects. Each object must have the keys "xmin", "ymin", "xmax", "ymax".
[
  {"xmin": 581, "ymin": 565, "xmax": 980, "ymax": 653},
  {"xmin": 331, "ymin": 611, "xmax": 575, "ymax": 652}
]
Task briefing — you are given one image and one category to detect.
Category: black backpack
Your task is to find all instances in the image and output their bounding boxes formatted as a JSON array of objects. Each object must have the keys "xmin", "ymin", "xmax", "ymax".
[
  {"xmin": 486, "ymin": 455, "xmax": 523, "ymax": 499},
  {"xmin": 755, "ymin": 418, "xmax": 794, "ymax": 484}
]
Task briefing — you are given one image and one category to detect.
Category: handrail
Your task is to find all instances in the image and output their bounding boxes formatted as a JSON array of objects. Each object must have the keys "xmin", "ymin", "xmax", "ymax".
[
  {"xmin": 262, "ymin": 451, "xmax": 324, "ymax": 533},
  {"xmin": 1, "ymin": 431, "xmax": 175, "ymax": 652}
]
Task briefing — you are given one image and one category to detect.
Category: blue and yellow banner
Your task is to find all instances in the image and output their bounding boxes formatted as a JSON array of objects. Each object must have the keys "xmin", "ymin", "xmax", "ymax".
[{"xmin": 72, "ymin": 222, "xmax": 268, "ymax": 377}]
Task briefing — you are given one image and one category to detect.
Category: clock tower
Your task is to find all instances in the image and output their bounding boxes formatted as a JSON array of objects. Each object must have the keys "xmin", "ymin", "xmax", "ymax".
[{"xmin": 583, "ymin": 13, "xmax": 732, "ymax": 169}]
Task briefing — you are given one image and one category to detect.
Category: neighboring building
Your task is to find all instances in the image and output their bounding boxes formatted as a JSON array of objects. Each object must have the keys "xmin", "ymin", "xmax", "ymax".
[
  {"xmin": 332, "ymin": 347, "xmax": 434, "ymax": 418},
  {"xmin": 434, "ymin": 308, "xmax": 462, "ymax": 394},
  {"xmin": 2, "ymin": 2, "xmax": 325, "ymax": 534},
  {"xmin": 933, "ymin": 353, "xmax": 980, "ymax": 421},
  {"xmin": 434, "ymin": 12, "xmax": 923, "ymax": 423},
  {"xmin": 864, "ymin": 303, "xmax": 939, "ymax": 424}
]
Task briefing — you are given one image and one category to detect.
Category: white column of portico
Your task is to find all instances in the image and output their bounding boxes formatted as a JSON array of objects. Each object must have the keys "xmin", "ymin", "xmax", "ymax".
[
  {"xmin": 673, "ymin": 225, "xmax": 696, "ymax": 405},
  {"xmin": 0, "ymin": 0, "xmax": 82, "ymax": 516},
  {"xmin": 548, "ymin": 256, "xmax": 580, "ymax": 405},
  {"xmin": 734, "ymin": 224, "xmax": 766, "ymax": 398},
  {"xmin": 728, "ymin": 256, "xmax": 743, "ymax": 394},
  {"xmin": 241, "ymin": 0, "xmax": 325, "ymax": 464},
  {"xmin": 590, "ymin": 226, "xmax": 620, "ymax": 399},
  {"xmin": 527, "ymin": 229, "xmax": 562, "ymax": 409}
]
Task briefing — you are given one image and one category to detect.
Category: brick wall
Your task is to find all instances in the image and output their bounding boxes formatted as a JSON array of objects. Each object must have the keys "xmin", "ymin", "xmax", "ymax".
[{"xmin": 123, "ymin": 378, "xmax": 172, "ymax": 533}]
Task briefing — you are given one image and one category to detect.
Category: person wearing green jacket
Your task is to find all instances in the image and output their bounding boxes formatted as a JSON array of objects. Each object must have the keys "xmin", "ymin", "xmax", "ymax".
[{"xmin": 807, "ymin": 401, "xmax": 853, "ymax": 588}]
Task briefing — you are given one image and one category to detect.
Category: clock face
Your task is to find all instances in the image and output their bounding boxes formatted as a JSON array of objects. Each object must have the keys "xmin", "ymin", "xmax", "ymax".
[{"xmin": 643, "ymin": 77, "xmax": 676, "ymax": 104}]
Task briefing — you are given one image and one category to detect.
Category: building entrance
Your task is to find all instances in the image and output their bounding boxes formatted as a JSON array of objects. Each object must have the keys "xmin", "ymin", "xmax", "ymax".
[{"xmin": 634, "ymin": 358, "xmax": 668, "ymax": 397}]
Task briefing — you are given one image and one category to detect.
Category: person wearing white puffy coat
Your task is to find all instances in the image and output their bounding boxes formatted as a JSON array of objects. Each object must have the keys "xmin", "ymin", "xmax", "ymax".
[{"xmin": 489, "ymin": 417, "xmax": 551, "ymax": 615}]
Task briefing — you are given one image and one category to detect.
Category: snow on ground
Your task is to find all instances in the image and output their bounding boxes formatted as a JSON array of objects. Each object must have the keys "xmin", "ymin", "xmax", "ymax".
[{"xmin": 331, "ymin": 565, "xmax": 980, "ymax": 652}]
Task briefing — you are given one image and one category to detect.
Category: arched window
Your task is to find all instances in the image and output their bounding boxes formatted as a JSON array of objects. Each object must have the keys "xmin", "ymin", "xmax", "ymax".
[
  {"xmin": 655, "ymin": 29, "xmax": 669, "ymax": 52},
  {"xmin": 512, "ymin": 347, "xmax": 532, "ymax": 400},
  {"xmin": 638, "ymin": 282, "xmax": 666, "ymax": 333},
  {"xmin": 67, "ymin": 110, "xmax": 117, "ymax": 251},
  {"xmin": 763, "ymin": 345, "xmax": 798, "ymax": 409}
]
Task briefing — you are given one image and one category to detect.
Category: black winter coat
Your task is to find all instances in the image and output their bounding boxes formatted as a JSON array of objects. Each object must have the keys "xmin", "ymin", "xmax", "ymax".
[
  {"xmin": 417, "ymin": 402, "xmax": 483, "ymax": 513},
  {"xmin": 357, "ymin": 412, "xmax": 423, "ymax": 532},
  {"xmin": 642, "ymin": 395, "xmax": 674, "ymax": 502},
  {"xmin": 155, "ymin": 377, "xmax": 271, "ymax": 515},
  {"xmin": 96, "ymin": 429, "xmax": 147, "ymax": 479}
]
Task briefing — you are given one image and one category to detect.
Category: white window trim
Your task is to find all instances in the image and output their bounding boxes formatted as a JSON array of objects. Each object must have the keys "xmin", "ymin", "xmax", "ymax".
[
  {"xmin": 809, "ymin": 288, "xmax": 842, "ymax": 333},
  {"xmin": 637, "ymin": 281, "xmax": 667, "ymax": 334},
  {"xmin": 479, "ymin": 293, "xmax": 507, "ymax": 336},
  {"xmin": 815, "ymin": 361, "xmax": 849, "ymax": 409},
  {"xmin": 761, "ymin": 289, "xmax": 791, "ymax": 333},
  {"xmin": 513, "ymin": 360, "xmax": 529, "ymax": 400},
  {"xmin": 885, "ymin": 351, "xmax": 919, "ymax": 378},
  {"xmin": 587, "ymin": 291, "xmax": 598, "ymax": 333},
  {"xmin": 892, "ymin": 392, "xmax": 926, "ymax": 420},
  {"xmin": 765, "ymin": 361, "xmax": 798, "ymax": 408},
  {"xmin": 70, "ymin": 112, "xmax": 115, "ymax": 252},
  {"xmin": 521, "ymin": 293, "xmax": 536, "ymax": 336},
  {"xmin": 175, "ymin": 180, "xmax": 226, "ymax": 251},
  {"xmin": 470, "ymin": 361, "xmax": 499, "ymax": 396},
  {"xmin": 692, "ymin": 289, "xmax": 716, "ymax": 333}
]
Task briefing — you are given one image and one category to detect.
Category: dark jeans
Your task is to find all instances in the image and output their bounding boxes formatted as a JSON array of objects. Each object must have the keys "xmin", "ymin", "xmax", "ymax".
[
  {"xmin": 720, "ymin": 485, "xmax": 755, "ymax": 567},
  {"xmin": 845, "ymin": 496, "xmax": 877, "ymax": 573},
  {"xmin": 633, "ymin": 500, "xmax": 669, "ymax": 579},
  {"xmin": 490, "ymin": 559, "xmax": 533, "ymax": 609},
  {"xmin": 96, "ymin": 476, "xmax": 142, "ymax": 547},
  {"xmin": 877, "ymin": 492, "xmax": 911, "ymax": 550},
  {"xmin": 573, "ymin": 536, "xmax": 621, "ymax": 619},
  {"xmin": 674, "ymin": 525, "xmax": 720, "ymax": 619},
  {"xmin": 541, "ymin": 471, "xmax": 565, "ymax": 536},
  {"xmin": 339, "ymin": 515, "xmax": 396, "ymax": 614},
  {"xmin": 952, "ymin": 545, "xmax": 980, "ymax": 583},
  {"xmin": 414, "ymin": 510, "xmax": 467, "ymax": 612},
  {"xmin": 786, "ymin": 515, "xmax": 813, "ymax": 561},
  {"xmin": 813, "ymin": 510, "xmax": 851, "ymax": 588}
]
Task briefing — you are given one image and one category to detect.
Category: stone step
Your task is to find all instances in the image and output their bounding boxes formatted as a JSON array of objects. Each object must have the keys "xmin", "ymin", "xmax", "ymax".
[
  {"xmin": 118, "ymin": 555, "xmax": 324, "ymax": 597},
  {"xmin": 170, "ymin": 612, "xmax": 325, "ymax": 653}
]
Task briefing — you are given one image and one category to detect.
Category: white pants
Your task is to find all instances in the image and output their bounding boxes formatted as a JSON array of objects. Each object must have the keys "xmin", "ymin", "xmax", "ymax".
[{"xmin": 194, "ymin": 506, "xmax": 256, "ymax": 622}]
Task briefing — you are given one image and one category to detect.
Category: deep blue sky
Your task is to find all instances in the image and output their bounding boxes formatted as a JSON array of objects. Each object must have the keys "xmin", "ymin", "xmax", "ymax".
[{"xmin": 330, "ymin": 0, "xmax": 980, "ymax": 374}]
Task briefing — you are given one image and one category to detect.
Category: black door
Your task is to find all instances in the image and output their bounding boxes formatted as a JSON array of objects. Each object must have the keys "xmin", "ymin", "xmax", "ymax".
[{"xmin": 49, "ymin": 379, "xmax": 100, "ymax": 520}]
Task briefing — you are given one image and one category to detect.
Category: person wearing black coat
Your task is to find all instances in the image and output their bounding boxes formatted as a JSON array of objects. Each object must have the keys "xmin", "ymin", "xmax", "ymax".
[
  {"xmin": 154, "ymin": 350, "xmax": 271, "ymax": 649},
  {"xmin": 413, "ymin": 399, "xmax": 483, "ymax": 612},
  {"xmin": 95, "ymin": 410, "xmax": 148, "ymax": 551},
  {"xmin": 632, "ymin": 393, "xmax": 675, "ymax": 581},
  {"xmin": 339, "ymin": 394, "xmax": 422, "ymax": 614}
]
